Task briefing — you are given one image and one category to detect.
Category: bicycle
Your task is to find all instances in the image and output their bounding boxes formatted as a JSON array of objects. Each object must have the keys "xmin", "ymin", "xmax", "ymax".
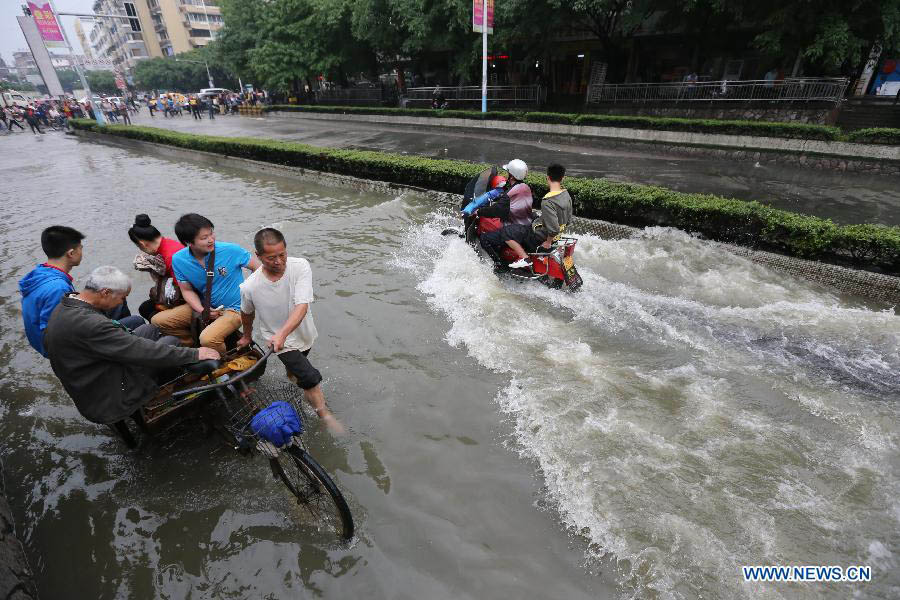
[{"xmin": 111, "ymin": 341, "xmax": 354, "ymax": 541}]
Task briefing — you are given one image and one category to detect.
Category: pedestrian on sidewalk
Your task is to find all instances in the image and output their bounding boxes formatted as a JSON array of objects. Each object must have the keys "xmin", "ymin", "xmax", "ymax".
[
  {"xmin": 24, "ymin": 105, "xmax": 44, "ymax": 134},
  {"xmin": 118, "ymin": 102, "xmax": 131, "ymax": 125},
  {"xmin": 6, "ymin": 108, "xmax": 24, "ymax": 132},
  {"xmin": 207, "ymin": 97, "xmax": 216, "ymax": 120}
]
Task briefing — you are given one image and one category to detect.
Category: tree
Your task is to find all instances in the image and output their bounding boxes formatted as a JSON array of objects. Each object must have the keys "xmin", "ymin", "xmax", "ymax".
[
  {"xmin": 55, "ymin": 68, "xmax": 82, "ymax": 93},
  {"xmin": 132, "ymin": 47, "xmax": 232, "ymax": 92},
  {"xmin": 748, "ymin": 0, "xmax": 900, "ymax": 76},
  {"xmin": 86, "ymin": 70, "xmax": 119, "ymax": 95},
  {"xmin": 554, "ymin": 0, "xmax": 656, "ymax": 79}
]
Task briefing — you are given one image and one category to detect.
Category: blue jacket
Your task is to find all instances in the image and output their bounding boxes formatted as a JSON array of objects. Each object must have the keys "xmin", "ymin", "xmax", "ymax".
[{"xmin": 19, "ymin": 265, "xmax": 74, "ymax": 356}]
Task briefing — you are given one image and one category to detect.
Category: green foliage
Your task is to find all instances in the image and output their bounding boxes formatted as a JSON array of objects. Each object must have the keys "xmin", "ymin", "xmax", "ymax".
[
  {"xmin": 0, "ymin": 80, "xmax": 36, "ymax": 92},
  {"xmin": 133, "ymin": 48, "xmax": 232, "ymax": 92},
  {"xmin": 748, "ymin": 0, "xmax": 900, "ymax": 75},
  {"xmin": 54, "ymin": 69, "xmax": 82, "ymax": 93},
  {"xmin": 845, "ymin": 128, "xmax": 900, "ymax": 145},
  {"xmin": 70, "ymin": 119, "xmax": 900, "ymax": 275},
  {"xmin": 85, "ymin": 71, "xmax": 119, "ymax": 95}
]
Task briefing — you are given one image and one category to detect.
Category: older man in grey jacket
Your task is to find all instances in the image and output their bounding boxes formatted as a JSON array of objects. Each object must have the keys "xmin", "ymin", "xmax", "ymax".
[{"xmin": 43, "ymin": 266, "xmax": 219, "ymax": 424}]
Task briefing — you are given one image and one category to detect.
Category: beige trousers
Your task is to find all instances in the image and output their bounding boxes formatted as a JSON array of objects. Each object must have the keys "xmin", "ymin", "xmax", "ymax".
[{"xmin": 150, "ymin": 304, "xmax": 242, "ymax": 355}]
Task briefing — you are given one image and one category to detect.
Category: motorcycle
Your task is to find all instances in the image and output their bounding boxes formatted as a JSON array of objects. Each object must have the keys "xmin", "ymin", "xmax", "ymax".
[{"xmin": 443, "ymin": 167, "xmax": 583, "ymax": 291}]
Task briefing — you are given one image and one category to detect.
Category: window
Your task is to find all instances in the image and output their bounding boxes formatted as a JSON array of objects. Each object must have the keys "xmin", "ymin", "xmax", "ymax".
[{"xmin": 189, "ymin": 28, "xmax": 211, "ymax": 37}]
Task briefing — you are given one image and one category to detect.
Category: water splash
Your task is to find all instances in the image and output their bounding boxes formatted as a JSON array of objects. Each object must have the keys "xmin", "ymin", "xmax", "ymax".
[{"xmin": 396, "ymin": 211, "xmax": 900, "ymax": 600}]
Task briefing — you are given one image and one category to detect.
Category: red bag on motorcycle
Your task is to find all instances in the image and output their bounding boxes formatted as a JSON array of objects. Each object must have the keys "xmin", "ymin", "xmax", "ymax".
[{"xmin": 477, "ymin": 217, "xmax": 503, "ymax": 235}]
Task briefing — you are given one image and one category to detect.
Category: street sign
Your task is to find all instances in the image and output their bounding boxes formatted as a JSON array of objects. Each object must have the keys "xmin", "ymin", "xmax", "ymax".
[
  {"xmin": 473, "ymin": 0, "xmax": 494, "ymax": 34},
  {"xmin": 17, "ymin": 15, "xmax": 65, "ymax": 96},
  {"xmin": 27, "ymin": 2, "xmax": 66, "ymax": 48}
]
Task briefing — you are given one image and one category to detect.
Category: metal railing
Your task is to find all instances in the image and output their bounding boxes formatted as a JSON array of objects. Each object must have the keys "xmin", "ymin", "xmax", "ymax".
[
  {"xmin": 406, "ymin": 85, "xmax": 544, "ymax": 107},
  {"xmin": 586, "ymin": 78, "xmax": 849, "ymax": 105},
  {"xmin": 314, "ymin": 88, "xmax": 383, "ymax": 106}
]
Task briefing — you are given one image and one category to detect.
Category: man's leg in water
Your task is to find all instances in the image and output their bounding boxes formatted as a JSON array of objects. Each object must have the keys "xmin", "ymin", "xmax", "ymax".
[{"xmin": 279, "ymin": 349, "xmax": 344, "ymax": 433}]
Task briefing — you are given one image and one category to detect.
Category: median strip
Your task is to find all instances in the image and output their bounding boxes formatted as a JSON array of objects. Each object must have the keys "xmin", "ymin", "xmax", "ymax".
[
  {"xmin": 70, "ymin": 119, "xmax": 900, "ymax": 277},
  {"xmin": 263, "ymin": 105, "xmax": 900, "ymax": 145}
]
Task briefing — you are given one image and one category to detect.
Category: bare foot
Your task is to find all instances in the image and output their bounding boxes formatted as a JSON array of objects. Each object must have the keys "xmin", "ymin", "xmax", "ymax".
[{"xmin": 318, "ymin": 410, "xmax": 346, "ymax": 434}]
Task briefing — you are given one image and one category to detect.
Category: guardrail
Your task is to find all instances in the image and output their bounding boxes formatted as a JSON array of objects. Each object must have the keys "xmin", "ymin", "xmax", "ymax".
[
  {"xmin": 315, "ymin": 88, "xmax": 383, "ymax": 106},
  {"xmin": 586, "ymin": 78, "xmax": 849, "ymax": 105},
  {"xmin": 406, "ymin": 85, "xmax": 544, "ymax": 107}
]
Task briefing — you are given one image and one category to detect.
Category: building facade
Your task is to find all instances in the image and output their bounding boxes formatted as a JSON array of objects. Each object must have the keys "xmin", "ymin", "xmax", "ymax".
[
  {"xmin": 148, "ymin": 0, "xmax": 224, "ymax": 57},
  {"xmin": 88, "ymin": 0, "xmax": 224, "ymax": 73},
  {"xmin": 74, "ymin": 20, "xmax": 94, "ymax": 60},
  {"xmin": 89, "ymin": 0, "xmax": 154, "ymax": 72}
]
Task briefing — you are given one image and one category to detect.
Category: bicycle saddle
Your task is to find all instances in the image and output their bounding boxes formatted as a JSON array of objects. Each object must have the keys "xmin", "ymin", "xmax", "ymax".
[{"xmin": 185, "ymin": 359, "xmax": 222, "ymax": 375}]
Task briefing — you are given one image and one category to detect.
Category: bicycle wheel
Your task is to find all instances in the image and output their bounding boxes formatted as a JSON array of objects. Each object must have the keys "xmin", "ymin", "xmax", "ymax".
[{"xmin": 271, "ymin": 443, "xmax": 354, "ymax": 540}]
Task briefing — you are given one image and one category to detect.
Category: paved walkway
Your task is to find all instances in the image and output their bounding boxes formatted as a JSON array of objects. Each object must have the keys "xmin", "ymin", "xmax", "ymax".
[{"xmin": 124, "ymin": 110, "xmax": 900, "ymax": 226}]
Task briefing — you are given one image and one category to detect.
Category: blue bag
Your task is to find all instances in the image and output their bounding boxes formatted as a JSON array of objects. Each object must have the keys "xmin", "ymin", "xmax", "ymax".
[
  {"xmin": 462, "ymin": 188, "xmax": 502, "ymax": 215},
  {"xmin": 250, "ymin": 401, "xmax": 303, "ymax": 447}
]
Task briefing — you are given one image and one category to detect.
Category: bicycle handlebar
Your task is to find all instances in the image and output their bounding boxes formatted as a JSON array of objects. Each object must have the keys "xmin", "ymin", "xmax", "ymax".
[{"xmin": 171, "ymin": 344, "xmax": 274, "ymax": 399}]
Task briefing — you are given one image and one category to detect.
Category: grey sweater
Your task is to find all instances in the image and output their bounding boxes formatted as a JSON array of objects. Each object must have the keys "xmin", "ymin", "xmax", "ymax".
[
  {"xmin": 533, "ymin": 189, "xmax": 573, "ymax": 240},
  {"xmin": 43, "ymin": 297, "xmax": 199, "ymax": 424}
]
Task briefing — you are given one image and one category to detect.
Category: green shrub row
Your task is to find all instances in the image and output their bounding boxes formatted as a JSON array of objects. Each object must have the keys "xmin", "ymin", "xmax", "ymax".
[
  {"xmin": 844, "ymin": 127, "xmax": 900, "ymax": 145},
  {"xmin": 263, "ymin": 104, "xmax": 868, "ymax": 142},
  {"xmin": 70, "ymin": 119, "xmax": 900, "ymax": 275}
]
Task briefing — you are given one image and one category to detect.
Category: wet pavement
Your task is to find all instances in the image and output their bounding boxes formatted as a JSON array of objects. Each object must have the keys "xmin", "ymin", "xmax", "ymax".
[
  {"xmin": 0, "ymin": 126, "xmax": 897, "ymax": 600},
  {"xmin": 127, "ymin": 109, "xmax": 900, "ymax": 227}
]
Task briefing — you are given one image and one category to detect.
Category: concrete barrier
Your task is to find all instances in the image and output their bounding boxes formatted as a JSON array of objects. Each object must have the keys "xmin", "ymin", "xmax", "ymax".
[
  {"xmin": 72, "ymin": 129, "xmax": 900, "ymax": 306},
  {"xmin": 0, "ymin": 460, "xmax": 38, "ymax": 600},
  {"xmin": 268, "ymin": 110, "xmax": 900, "ymax": 175}
]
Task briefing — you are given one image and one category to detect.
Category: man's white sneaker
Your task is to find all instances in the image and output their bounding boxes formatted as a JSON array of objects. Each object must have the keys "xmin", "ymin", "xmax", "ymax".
[{"xmin": 509, "ymin": 258, "xmax": 532, "ymax": 269}]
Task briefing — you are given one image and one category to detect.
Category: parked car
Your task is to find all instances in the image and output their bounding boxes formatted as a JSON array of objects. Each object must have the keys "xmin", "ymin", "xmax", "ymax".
[{"xmin": 1, "ymin": 90, "xmax": 30, "ymax": 108}]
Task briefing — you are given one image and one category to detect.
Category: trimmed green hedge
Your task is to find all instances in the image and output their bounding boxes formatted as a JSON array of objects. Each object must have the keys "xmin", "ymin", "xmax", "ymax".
[
  {"xmin": 845, "ymin": 128, "xmax": 900, "ymax": 145},
  {"xmin": 70, "ymin": 119, "xmax": 900, "ymax": 276},
  {"xmin": 264, "ymin": 104, "xmax": 856, "ymax": 142}
]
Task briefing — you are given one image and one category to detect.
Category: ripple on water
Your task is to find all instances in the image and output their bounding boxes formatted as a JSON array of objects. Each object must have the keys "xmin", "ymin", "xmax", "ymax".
[{"xmin": 396, "ymin": 211, "xmax": 900, "ymax": 600}]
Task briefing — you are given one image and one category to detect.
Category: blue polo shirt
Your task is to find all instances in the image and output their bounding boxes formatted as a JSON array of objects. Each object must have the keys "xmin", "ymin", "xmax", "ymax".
[{"xmin": 172, "ymin": 242, "xmax": 252, "ymax": 310}]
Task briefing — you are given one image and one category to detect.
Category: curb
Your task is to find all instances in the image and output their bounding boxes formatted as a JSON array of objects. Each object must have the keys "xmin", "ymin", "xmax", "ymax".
[
  {"xmin": 266, "ymin": 111, "xmax": 900, "ymax": 175},
  {"xmin": 72, "ymin": 129, "xmax": 900, "ymax": 306}
]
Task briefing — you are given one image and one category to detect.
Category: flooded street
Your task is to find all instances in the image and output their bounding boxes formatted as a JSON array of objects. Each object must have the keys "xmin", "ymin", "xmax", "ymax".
[
  {"xmin": 0, "ymin": 130, "xmax": 898, "ymax": 600},
  {"xmin": 133, "ymin": 111, "xmax": 900, "ymax": 226}
]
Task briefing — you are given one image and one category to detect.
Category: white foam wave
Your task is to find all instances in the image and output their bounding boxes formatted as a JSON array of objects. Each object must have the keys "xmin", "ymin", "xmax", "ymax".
[{"xmin": 395, "ymin": 211, "xmax": 900, "ymax": 599}]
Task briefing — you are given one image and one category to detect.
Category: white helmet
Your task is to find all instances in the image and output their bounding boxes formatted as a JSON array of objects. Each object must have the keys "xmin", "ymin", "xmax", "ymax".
[{"xmin": 502, "ymin": 159, "xmax": 528, "ymax": 181}]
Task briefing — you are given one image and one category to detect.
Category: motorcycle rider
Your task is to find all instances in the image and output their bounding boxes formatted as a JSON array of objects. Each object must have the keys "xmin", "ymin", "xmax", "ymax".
[
  {"xmin": 493, "ymin": 163, "xmax": 573, "ymax": 269},
  {"xmin": 476, "ymin": 159, "xmax": 534, "ymax": 262}
]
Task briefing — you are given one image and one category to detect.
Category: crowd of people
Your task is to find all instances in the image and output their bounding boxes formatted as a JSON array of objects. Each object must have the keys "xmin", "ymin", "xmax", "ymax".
[
  {"xmin": 18, "ymin": 214, "xmax": 343, "ymax": 434},
  {"xmin": 145, "ymin": 90, "xmax": 267, "ymax": 120},
  {"xmin": 2, "ymin": 89, "xmax": 269, "ymax": 135},
  {"xmin": 0, "ymin": 95, "xmax": 140, "ymax": 134}
]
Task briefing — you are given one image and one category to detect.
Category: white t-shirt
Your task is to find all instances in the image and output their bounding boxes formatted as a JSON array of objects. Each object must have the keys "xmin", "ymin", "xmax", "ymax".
[{"xmin": 239, "ymin": 257, "xmax": 318, "ymax": 353}]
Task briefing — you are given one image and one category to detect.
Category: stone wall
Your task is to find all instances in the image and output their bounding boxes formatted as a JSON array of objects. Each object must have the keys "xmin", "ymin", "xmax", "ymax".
[
  {"xmin": 585, "ymin": 103, "xmax": 837, "ymax": 125},
  {"xmin": 0, "ymin": 461, "xmax": 38, "ymax": 600}
]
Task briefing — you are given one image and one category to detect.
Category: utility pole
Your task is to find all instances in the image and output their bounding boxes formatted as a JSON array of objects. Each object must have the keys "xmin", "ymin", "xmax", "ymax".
[
  {"xmin": 44, "ymin": 0, "xmax": 101, "ymax": 122},
  {"xmin": 481, "ymin": 0, "xmax": 487, "ymax": 113}
]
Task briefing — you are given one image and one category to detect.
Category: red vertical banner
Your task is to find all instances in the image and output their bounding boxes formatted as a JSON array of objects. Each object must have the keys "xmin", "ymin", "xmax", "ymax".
[
  {"xmin": 473, "ymin": 0, "xmax": 494, "ymax": 34},
  {"xmin": 27, "ymin": 2, "xmax": 66, "ymax": 48}
]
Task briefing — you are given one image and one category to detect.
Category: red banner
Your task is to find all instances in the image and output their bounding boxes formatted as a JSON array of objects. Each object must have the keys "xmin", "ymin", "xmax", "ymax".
[
  {"xmin": 28, "ymin": 2, "xmax": 66, "ymax": 48},
  {"xmin": 473, "ymin": 0, "xmax": 494, "ymax": 34}
]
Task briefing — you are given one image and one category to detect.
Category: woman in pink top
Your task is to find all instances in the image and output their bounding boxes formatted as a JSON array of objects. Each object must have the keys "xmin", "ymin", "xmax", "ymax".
[{"xmin": 128, "ymin": 214, "xmax": 185, "ymax": 321}]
